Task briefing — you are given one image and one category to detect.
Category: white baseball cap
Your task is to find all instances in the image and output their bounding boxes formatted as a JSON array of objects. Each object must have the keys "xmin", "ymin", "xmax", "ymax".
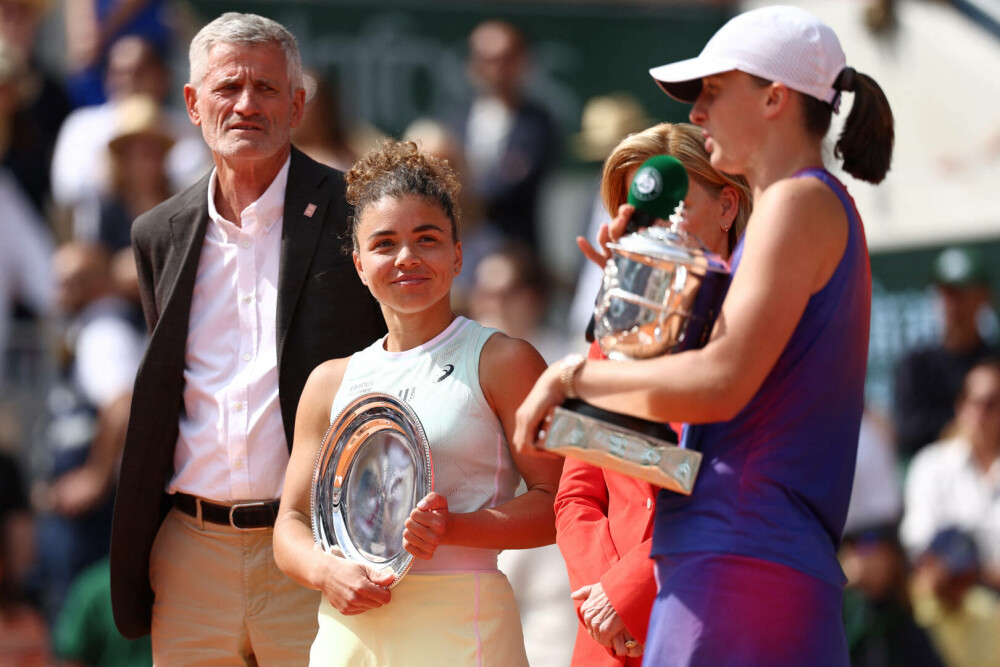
[{"xmin": 649, "ymin": 5, "xmax": 846, "ymax": 105}]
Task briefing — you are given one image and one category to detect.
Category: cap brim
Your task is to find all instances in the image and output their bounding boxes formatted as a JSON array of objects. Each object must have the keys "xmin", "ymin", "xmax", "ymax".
[
  {"xmin": 109, "ymin": 131, "xmax": 176, "ymax": 153},
  {"xmin": 649, "ymin": 56, "xmax": 739, "ymax": 103}
]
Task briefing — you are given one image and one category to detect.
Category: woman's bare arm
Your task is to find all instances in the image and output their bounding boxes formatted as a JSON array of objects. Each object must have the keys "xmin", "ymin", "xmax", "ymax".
[
  {"xmin": 273, "ymin": 358, "xmax": 395, "ymax": 614},
  {"xmin": 403, "ymin": 334, "xmax": 563, "ymax": 557},
  {"xmin": 514, "ymin": 177, "xmax": 848, "ymax": 450}
]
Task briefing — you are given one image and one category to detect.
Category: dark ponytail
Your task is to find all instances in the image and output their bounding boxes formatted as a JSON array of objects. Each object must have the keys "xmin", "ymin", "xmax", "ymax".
[{"xmin": 834, "ymin": 69, "xmax": 894, "ymax": 184}]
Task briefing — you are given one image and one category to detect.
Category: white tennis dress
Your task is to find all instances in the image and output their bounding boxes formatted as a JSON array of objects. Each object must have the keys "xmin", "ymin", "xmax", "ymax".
[{"xmin": 311, "ymin": 316, "xmax": 529, "ymax": 667}]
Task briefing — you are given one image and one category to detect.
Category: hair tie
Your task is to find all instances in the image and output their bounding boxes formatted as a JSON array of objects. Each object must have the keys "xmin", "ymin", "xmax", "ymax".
[
  {"xmin": 836, "ymin": 67, "xmax": 857, "ymax": 92},
  {"xmin": 830, "ymin": 67, "xmax": 857, "ymax": 113}
]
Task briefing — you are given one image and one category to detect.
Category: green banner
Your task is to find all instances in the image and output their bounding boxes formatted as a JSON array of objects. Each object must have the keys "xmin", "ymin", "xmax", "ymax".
[
  {"xmin": 186, "ymin": 0, "xmax": 731, "ymax": 145},
  {"xmin": 868, "ymin": 240, "xmax": 1000, "ymax": 411}
]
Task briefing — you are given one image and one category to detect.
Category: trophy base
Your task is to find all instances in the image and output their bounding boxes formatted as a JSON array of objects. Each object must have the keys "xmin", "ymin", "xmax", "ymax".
[{"xmin": 542, "ymin": 400, "xmax": 701, "ymax": 495}]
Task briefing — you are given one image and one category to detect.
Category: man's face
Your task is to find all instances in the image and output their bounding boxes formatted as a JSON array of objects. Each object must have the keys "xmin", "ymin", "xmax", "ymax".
[
  {"xmin": 184, "ymin": 41, "xmax": 304, "ymax": 165},
  {"xmin": 0, "ymin": 0, "xmax": 40, "ymax": 57},
  {"xmin": 468, "ymin": 24, "xmax": 524, "ymax": 97},
  {"xmin": 937, "ymin": 283, "xmax": 989, "ymax": 330},
  {"xmin": 106, "ymin": 37, "xmax": 168, "ymax": 101},
  {"xmin": 958, "ymin": 366, "xmax": 1000, "ymax": 453}
]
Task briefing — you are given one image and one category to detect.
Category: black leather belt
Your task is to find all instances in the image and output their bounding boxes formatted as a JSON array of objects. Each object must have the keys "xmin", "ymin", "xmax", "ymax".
[{"xmin": 173, "ymin": 492, "xmax": 279, "ymax": 530}]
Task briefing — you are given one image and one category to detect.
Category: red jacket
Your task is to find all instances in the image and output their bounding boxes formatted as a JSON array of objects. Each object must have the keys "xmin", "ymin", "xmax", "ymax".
[{"xmin": 555, "ymin": 454, "xmax": 658, "ymax": 666}]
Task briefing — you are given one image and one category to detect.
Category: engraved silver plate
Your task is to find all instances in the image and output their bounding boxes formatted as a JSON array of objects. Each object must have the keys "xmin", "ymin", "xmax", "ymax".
[
  {"xmin": 542, "ymin": 405, "xmax": 702, "ymax": 495},
  {"xmin": 311, "ymin": 393, "xmax": 433, "ymax": 588}
]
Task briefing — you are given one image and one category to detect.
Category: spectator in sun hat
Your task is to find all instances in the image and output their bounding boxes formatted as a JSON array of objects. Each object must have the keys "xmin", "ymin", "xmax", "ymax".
[
  {"xmin": 894, "ymin": 245, "xmax": 995, "ymax": 459},
  {"xmin": 73, "ymin": 94, "xmax": 175, "ymax": 252},
  {"xmin": 51, "ymin": 34, "xmax": 209, "ymax": 236},
  {"xmin": 570, "ymin": 93, "xmax": 651, "ymax": 165},
  {"xmin": 567, "ymin": 93, "xmax": 654, "ymax": 336}
]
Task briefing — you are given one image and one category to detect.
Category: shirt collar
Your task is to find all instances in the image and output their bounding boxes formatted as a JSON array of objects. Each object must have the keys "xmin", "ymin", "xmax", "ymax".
[
  {"xmin": 207, "ymin": 155, "xmax": 291, "ymax": 235},
  {"xmin": 953, "ymin": 436, "xmax": 1000, "ymax": 480}
]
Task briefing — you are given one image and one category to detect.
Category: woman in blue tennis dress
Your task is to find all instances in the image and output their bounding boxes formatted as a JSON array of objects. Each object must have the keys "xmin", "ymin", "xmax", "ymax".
[{"xmin": 515, "ymin": 6, "xmax": 894, "ymax": 665}]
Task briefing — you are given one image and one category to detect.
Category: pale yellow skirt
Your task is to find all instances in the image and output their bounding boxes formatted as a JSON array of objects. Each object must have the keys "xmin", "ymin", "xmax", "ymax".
[{"xmin": 309, "ymin": 571, "xmax": 529, "ymax": 667}]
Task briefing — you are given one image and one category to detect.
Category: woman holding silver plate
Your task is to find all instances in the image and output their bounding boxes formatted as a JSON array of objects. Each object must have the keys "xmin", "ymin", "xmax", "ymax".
[
  {"xmin": 515, "ymin": 6, "xmax": 893, "ymax": 665},
  {"xmin": 274, "ymin": 139, "xmax": 562, "ymax": 666}
]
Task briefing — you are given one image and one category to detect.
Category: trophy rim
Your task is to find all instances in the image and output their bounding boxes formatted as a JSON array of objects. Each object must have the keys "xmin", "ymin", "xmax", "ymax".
[{"xmin": 606, "ymin": 226, "xmax": 730, "ymax": 275}]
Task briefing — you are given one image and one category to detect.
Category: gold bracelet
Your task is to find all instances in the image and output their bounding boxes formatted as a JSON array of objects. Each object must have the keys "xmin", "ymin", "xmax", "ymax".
[{"xmin": 559, "ymin": 353, "xmax": 586, "ymax": 399}]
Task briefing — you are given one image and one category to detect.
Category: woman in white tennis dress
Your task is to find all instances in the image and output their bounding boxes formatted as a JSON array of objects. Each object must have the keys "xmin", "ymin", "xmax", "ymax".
[{"xmin": 273, "ymin": 139, "xmax": 563, "ymax": 667}]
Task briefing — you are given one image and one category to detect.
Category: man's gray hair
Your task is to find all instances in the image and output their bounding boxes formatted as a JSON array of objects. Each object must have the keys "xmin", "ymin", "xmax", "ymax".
[{"xmin": 189, "ymin": 12, "xmax": 303, "ymax": 90}]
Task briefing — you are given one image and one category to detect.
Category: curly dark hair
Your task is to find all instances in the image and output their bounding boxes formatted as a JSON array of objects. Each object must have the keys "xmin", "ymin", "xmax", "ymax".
[{"xmin": 344, "ymin": 139, "xmax": 461, "ymax": 252}]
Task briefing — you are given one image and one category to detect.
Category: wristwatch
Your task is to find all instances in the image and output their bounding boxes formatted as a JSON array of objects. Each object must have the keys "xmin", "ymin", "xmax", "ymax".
[{"xmin": 559, "ymin": 353, "xmax": 586, "ymax": 400}]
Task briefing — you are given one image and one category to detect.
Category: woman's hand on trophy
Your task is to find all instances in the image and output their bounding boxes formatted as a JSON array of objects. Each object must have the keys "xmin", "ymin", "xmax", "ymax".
[
  {"xmin": 403, "ymin": 491, "xmax": 449, "ymax": 560},
  {"xmin": 576, "ymin": 204, "xmax": 635, "ymax": 269},
  {"xmin": 513, "ymin": 363, "xmax": 565, "ymax": 455},
  {"xmin": 320, "ymin": 556, "xmax": 394, "ymax": 615}
]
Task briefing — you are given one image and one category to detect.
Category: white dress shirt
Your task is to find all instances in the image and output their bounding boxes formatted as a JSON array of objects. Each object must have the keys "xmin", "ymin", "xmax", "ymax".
[
  {"xmin": 901, "ymin": 435, "xmax": 1000, "ymax": 569},
  {"xmin": 70, "ymin": 295, "xmax": 146, "ymax": 409},
  {"xmin": 465, "ymin": 96, "xmax": 513, "ymax": 180},
  {"xmin": 169, "ymin": 157, "xmax": 290, "ymax": 502}
]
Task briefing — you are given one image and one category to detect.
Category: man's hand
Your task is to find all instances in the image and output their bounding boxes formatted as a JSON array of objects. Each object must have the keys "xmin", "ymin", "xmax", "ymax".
[{"xmin": 47, "ymin": 466, "xmax": 112, "ymax": 517}]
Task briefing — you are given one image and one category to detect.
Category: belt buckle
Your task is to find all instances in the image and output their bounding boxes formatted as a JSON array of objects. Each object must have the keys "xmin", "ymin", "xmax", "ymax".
[{"xmin": 228, "ymin": 501, "xmax": 271, "ymax": 530}]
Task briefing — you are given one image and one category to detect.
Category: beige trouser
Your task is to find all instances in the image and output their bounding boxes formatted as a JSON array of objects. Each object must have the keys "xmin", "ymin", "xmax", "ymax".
[{"xmin": 150, "ymin": 507, "xmax": 320, "ymax": 666}]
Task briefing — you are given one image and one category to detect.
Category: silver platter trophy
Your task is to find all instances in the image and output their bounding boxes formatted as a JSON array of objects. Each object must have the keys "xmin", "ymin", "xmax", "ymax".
[
  {"xmin": 542, "ymin": 211, "xmax": 730, "ymax": 495},
  {"xmin": 311, "ymin": 393, "xmax": 433, "ymax": 588}
]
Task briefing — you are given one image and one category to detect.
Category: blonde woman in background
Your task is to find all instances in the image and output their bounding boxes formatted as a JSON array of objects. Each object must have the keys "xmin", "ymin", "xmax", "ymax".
[{"xmin": 557, "ymin": 122, "xmax": 751, "ymax": 664}]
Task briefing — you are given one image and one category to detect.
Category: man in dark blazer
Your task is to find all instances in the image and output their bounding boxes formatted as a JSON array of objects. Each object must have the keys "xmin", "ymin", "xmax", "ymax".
[
  {"xmin": 452, "ymin": 20, "xmax": 556, "ymax": 247},
  {"xmin": 109, "ymin": 13, "xmax": 384, "ymax": 664}
]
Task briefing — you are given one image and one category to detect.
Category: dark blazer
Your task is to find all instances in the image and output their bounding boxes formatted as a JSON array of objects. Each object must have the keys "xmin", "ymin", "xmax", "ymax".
[
  {"xmin": 109, "ymin": 147, "xmax": 386, "ymax": 639},
  {"xmin": 449, "ymin": 99, "xmax": 556, "ymax": 245}
]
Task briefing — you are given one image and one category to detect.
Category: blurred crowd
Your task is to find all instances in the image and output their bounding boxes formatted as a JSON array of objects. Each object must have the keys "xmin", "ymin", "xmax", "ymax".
[
  {"xmin": 841, "ymin": 246, "xmax": 1000, "ymax": 667},
  {"xmin": 0, "ymin": 1, "xmax": 997, "ymax": 666}
]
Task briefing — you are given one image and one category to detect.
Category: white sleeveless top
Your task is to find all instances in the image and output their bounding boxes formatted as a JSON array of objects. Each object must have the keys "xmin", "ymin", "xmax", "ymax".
[{"xmin": 329, "ymin": 316, "xmax": 521, "ymax": 573}]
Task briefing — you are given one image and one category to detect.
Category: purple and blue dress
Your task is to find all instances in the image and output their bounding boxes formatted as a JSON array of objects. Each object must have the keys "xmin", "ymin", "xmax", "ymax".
[{"xmin": 645, "ymin": 168, "xmax": 871, "ymax": 666}]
